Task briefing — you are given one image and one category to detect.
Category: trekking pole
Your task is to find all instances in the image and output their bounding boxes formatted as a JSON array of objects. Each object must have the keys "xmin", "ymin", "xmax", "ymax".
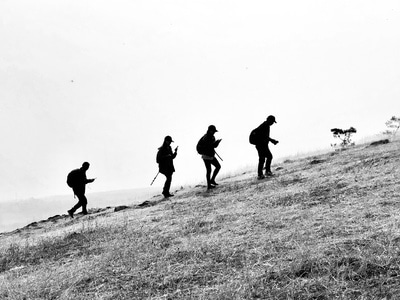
[
  {"xmin": 150, "ymin": 171, "xmax": 160, "ymax": 186},
  {"xmin": 215, "ymin": 151, "xmax": 223, "ymax": 161}
]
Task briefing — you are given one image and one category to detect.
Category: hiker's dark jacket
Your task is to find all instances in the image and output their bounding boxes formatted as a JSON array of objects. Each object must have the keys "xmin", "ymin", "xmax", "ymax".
[
  {"xmin": 70, "ymin": 168, "xmax": 90, "ymax": 194},
  {"xmin": 157, "ymin": 145, "xmax": 176, "ymax": 175},
  {"xmin": 200, "ymin": 133, "xmax": 219, "ymax": 157},
  {"xmin": 255, "ymin": 121, "xmax": 273, "ymax": 146}
]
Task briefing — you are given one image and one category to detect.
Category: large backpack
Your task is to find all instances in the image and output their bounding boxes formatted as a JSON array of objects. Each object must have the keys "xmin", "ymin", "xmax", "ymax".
[
  {"xmin": 196, "ymin": 136, "xmax": 206, "ymax": 155},
  {"xmin": 66, "ymin": 169, "xmax": 80, "ymax": 188},
  {"xmin": 249, "ymin": 128, "xmax": 259, "ymax": 145},
  {"xmin": 156, "ymin": 149, "xmax": 161, "ymax": 164}
]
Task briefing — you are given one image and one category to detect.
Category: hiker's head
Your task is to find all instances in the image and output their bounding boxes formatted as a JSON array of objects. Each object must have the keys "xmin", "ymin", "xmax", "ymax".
[
  {"xmin": 266, "ymin": 115, "xmax": 277, "ymax": 125},
  {"xmin": 207, "ymin": 125, "xmax": 218, "ymax": 134},
  {"xmin": 164, "ymin": 135, "xmax": 174, "ymax": 145},
  {"xmin": 81, "ymin": 162, "xmax": 90, "ymax": 171}
]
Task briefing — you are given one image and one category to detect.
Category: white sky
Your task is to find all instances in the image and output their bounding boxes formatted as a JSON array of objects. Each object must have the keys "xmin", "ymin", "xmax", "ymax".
[{"xmin": 1, "ymin": 0, "xmax": 399, "ymax": 201}]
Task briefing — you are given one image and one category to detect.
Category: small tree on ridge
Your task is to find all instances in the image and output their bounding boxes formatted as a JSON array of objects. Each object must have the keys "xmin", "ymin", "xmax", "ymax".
[
  {"xmin": 383, "ymin": 116, "xmax": 400, "ymax": 141},
  {"xmin": 330, "ymin": 127, "xmax": 357, "ymax": 149}
]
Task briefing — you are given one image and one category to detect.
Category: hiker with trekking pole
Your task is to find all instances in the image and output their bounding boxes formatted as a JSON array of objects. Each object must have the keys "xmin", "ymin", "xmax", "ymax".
[
  {"xmin": 155, "ymin": 135, "xmax": 178, "ymax": 198},
  {"xmin": 196, "ymin": 125, "xmax": 222, "ymax": 190}
]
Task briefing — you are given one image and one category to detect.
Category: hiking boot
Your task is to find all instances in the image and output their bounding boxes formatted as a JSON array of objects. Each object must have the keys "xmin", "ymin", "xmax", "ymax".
[
  {"xmin": 163, "ymin": 193, "xmax": 174, "ymax": 198},
  {"xmin": 207, "ymin": 185, "xmax": 216, "ymax": 190},
  {"xmin": 67, "ymin": 210, "xmax": 74, "ymax": 218},
  {"xmin": 210, "ymin": 180, "xmax": 219, "ymax": 186},
  {"xmin": 265, "ymin": 171, "xmax": 274, "ymax": 176},
  {"xmin": 257, "ymin": 175, "xmax": 265, "ymax": 180}
]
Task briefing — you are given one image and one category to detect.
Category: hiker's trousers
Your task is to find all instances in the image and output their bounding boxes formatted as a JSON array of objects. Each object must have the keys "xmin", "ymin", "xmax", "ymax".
[{"xmin": 256, "ymin": 144, "xmax": 273, "ymax": 175}]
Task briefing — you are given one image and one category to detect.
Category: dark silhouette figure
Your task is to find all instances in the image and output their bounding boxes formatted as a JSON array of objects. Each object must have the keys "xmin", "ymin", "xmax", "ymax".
[
  {"xmin": 254, "ymin": 115, "xmax": 279, "ymax": 179},
  {"xmin": 157, "ymin": 136, "xmax": 178, "ymax": 197},
  {"xmin": 67, "ymin": 162, "xmax": 95, "ymax": 218},
  {"xmin": 197, "ymin": 125, "xmax": 222, "ymax": 189}
]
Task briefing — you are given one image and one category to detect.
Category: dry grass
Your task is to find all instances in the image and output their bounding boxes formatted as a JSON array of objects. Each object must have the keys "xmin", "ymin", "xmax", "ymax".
[{"xmin": 1, "ymin": 139, "xmax": 400, "ymax": 299}]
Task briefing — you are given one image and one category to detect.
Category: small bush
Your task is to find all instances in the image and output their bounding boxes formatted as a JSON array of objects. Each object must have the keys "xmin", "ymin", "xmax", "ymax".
[
  {"xmin": 383, "ymin": 116, "xmax": 400, "ymax": 140},
  {"xmin": 330, "ymin": 127, "xmax": 357, "ymax": 149}
]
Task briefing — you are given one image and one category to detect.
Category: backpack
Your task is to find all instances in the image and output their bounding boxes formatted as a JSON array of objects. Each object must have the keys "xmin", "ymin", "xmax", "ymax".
[
  {"xmin": 66, "ymin": 169, "xmax": 80, "ymax": 188},
  {"xmin": 196, "ymin": 136, "xmax": 206, "ymax": 155},
  {"xmin": 249, "ymin": 128, "xmax": 259, "ymax": 145},
  {"xmin": 156, "ymin": 149, "xmax": 161, "ymax": 164}
]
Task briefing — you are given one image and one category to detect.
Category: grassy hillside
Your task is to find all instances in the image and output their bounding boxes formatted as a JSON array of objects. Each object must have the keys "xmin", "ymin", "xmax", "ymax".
[{"xmin": 1, "ymin": 139, "xmax": 399, "ymax": 299}]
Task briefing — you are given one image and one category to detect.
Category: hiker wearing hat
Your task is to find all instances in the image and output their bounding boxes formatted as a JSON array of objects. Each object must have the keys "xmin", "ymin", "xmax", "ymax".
[
  {"xmin": 67, "ymin": 162, "xmax": 96, "ymax": 218},
  {"xmin": 253, "ymin": 115, "xmax": 279, "ymax": 179},
  {"xmin": 157, "ymin": 136, "xmax": 178, "ymax": 197},
  {"xmin": 196, "ymin": 125, "xmax": 222, "ymax": 189}
]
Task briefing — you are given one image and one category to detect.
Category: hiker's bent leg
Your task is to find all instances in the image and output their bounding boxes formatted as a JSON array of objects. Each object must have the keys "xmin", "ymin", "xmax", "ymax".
[
  {"xmin": 71, "ymin": 188, "xmax": 82, "ymax": 213},
  {"xmin": 70, "ymin": 201, "xmax": 81, "ymax": 213},
  {"xmin": 73, "ymin": 192, "xmax": 87, "ymax": 214},
  {"xmin": 163, "ymin": 173, "xmax": 172, "ymax": 195},
  {"xmin": 258, "ymin": 157, "xmax": 265, "ymax": 176},
  {"xmin": 203, "ymin": 159, "xmax": 212, "ymax": 187},
  {"xmin": 211, "ymin": 158, "xmax": 221, "ymax": 182},
  {"xmin": 256, "ymin": 146, "xmax": 266, "ymax": 176},
  {"xmin": 265, "ymin": 147, "xmax": 273, "ymax": 174},
  {"xmin": 80, "ymin": 194, "xmax": 88, "ymax": 214}
]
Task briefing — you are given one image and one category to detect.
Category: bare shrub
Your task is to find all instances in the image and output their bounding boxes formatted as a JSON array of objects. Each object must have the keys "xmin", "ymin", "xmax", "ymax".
[
  {"xmin": 330, "ymin": 127, "xmax": 357, "ymax": 150},
  {"xmin": 383, "ymin": 116, "xmax": 400, "ymax": 141}
]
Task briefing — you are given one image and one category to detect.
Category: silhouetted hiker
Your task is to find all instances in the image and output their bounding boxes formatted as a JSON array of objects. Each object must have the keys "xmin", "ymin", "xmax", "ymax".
[
  {"xmin": 156, "ymin": 136, "xmax": 178, "ymax": 197},
  {"xmin": 197, "ymin": 125, "xmax": 222, "ymax": 189},
  {"xmin": 250, "ymin": 115, "xmax": 279, "ymax": 179},
  {"xmin": 67, "ymin": 162, "xmax": 96, "ymax": 218}
]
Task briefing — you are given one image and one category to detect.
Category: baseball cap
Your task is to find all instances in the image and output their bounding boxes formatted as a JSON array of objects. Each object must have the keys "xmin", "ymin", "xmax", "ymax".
[
  {"xmin": 267, "ymin": 115, "xmax": 277, "ymax": 123},
  {"xmin": 164, "ymin": 136, "xmax": 174, "ymax": 142}
]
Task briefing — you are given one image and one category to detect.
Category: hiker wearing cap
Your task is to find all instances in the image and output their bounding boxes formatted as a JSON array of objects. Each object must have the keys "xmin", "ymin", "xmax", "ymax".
[
  {"xmin": 157, "ymin": 136, "xmax": 178, "ymax": 197},
  {"xmin": 67, "ymin": 162, "xmax": 96, "ymax": 218},
  {"xmin": 253, "ymin": 115, "xmax": 279, "ymax": 179},
  {"xmin": 196, "ymin": 125, "xmax": 222, "ymax": 189}
]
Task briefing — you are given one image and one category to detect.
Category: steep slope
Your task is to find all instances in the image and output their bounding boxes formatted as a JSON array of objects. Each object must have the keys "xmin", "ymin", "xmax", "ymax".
[{"xmin": 1, "ymin": 140, "xmax": 399, "ymax": 299}]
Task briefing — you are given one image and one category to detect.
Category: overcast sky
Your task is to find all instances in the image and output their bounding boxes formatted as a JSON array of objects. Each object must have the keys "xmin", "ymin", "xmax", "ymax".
[{"xmin": 1, "ymin": 0, "xmax": 399, "ymax": 201}]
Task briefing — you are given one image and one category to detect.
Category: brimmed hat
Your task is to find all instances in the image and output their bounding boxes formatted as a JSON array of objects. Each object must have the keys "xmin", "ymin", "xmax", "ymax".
[
  {"xmin": 208, "ymin": 125, "xmax": 218, "ymax": 132},
  {"xmin": 164, "ymin": 136, "xmax": 174, "ymax": 142},
  {"xmin": 267, "ymin": 115, "xmax": 277, "ymax": 123}
]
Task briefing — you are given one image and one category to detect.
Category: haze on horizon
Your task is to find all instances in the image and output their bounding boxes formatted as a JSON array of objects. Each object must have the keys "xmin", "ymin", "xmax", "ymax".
[{"xmin": 1, "ymin": 0, "xmax": 399, "ymax": 202}]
